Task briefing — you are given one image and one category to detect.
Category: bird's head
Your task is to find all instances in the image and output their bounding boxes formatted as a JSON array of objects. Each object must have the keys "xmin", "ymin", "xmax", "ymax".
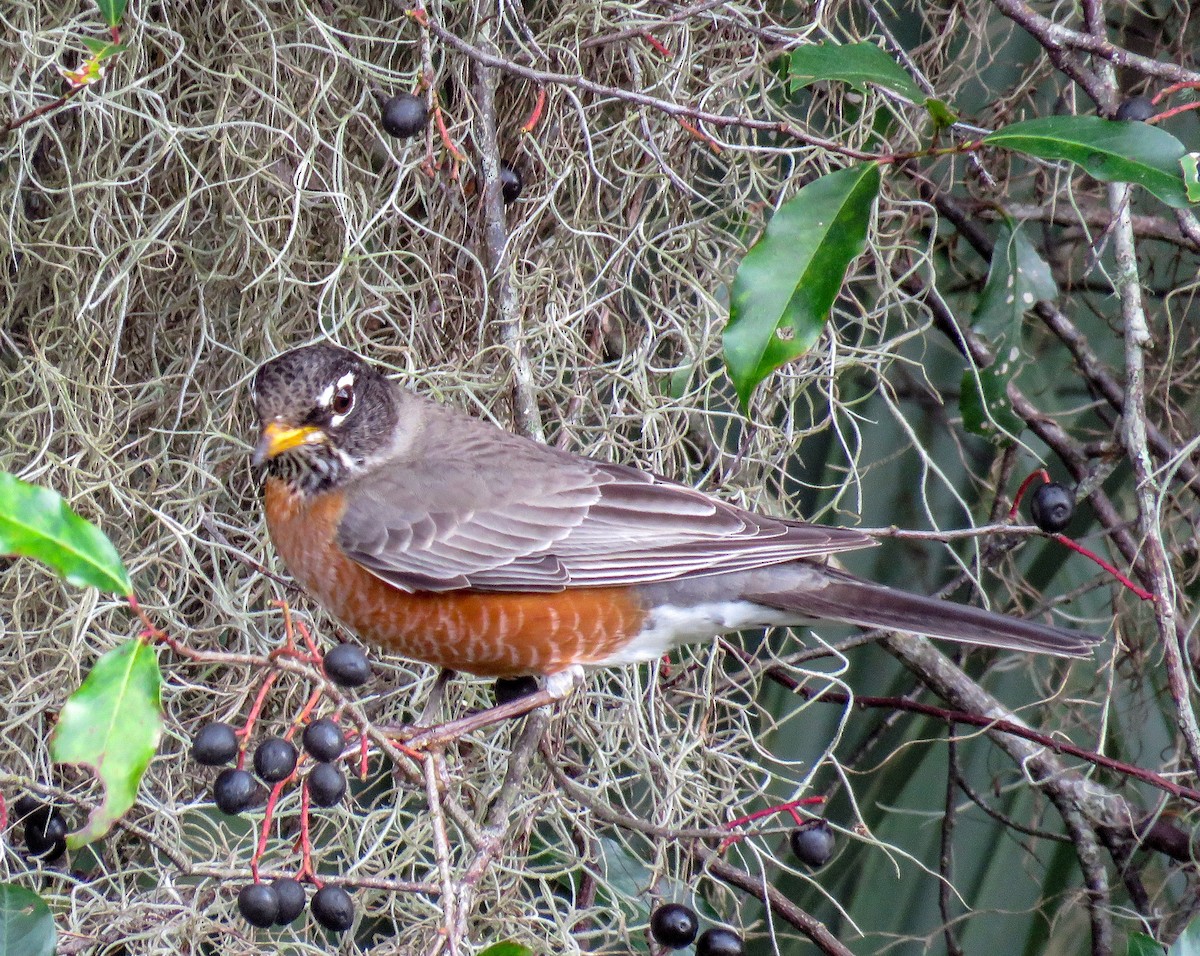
[{"xmin": 250, "ymin": 343, "xmax": 398, "ymax": 493}]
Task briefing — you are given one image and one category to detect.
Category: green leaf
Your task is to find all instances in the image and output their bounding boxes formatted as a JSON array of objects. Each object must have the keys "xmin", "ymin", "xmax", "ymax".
[
  {"xmin": 478, "ymin": 945, "xmax": 534, "ymax": 956},
  {"xmin": 972, "ymin": 222, "xmax": 1057, "ymax": 345},
  {"xmin": 1128, "ymin": 933, "xmax": 1166, "ymax": 956},
  {"xmin": 0, "ymin": 473, "xmax": 132, "ymax": 596},
  {"xmin": 1181, "ymin": 154, "xmax": 1200, "ymax": 203},
  {"xmin": 50, "ymin": 640, "xmax": 163, "ymax": 847},
  {"xmin": 724, "ymin": 163, "xmax": 880, "ymax": 408},
  {"xmin": 94, "ymin": 0, "xmax": 128, "ymax": 28},
  {"xmin": 79, "ymin": 38, "xmax": 128, "ymax": 61},
  {"xmin": 984, "ymin": 116, "xmax": 1191, "ymax": 208},
  {"xmin": 925, "ymin": 98, "xmax": 958, "ymax": 131},
  {"xmin": 788, "ymin": 42, "xmax": 925, "ymax": 103},
  {"xmin": 960, "ymin": 364, "xmax": 1023, "ymax": 441},
  {"xmin": 0, "ymin": 884, "xmax": 57, "ymax": 956}
]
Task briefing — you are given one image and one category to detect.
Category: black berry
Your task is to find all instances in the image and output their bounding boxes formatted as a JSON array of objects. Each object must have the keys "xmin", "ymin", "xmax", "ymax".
[
  {"xmin": 254, "ymin": 737, "xmax": 298, "ymax": 783},
  {"xmin": 650, "ymin": 902, "xmax": 699, "ymax": 948},
  {"xmin": 696, "ymin": 927, "xmax": 746, "ymax": 956},
  {"xmin": 12, "ymin": 795, "xmax": 43, "ymax": 821},
  {"xmin": 271, "ymin": 877, "xmax": 307, "ymax": 925},
  {"xmin": 324, "ymin": 644, "xmax": 372, "ymax": 687},
  {"xmin": 790, "ymin": 820, "xmax": 836, "ymax": 867},
  {"xmin": 1030, "ymin": 481, "xmax": 1075, "ymax": 533},
  {"xmin": 494, "ymin": 675, "xmax": 539, "ymax": 706},
  {"xmin": 237, "ymin": 882, "xmax": 279, "ymax": 929},
  {"xmin": 500, "ymin": 165, "xmax": 523, "ymax": 203},
  {"xmin": 302, "ymin": 718, "xmax": 345, "ymax": 762},
  {"xmin": 311, "ymin": 884, "xmax": 355, "ymax": 932},
  {"xmin": 24, "ymin": 807, "xmax": 68, "ymax": 862},
  {"xmin": 307, "ymin": 763, "xmax": 347, "ymax": 808},
  {"xmin": 380, "ymin": 93, "xmax": 428, "ymax": 139},
  {"xmin": 213, "ymin": 768, "xmax": 256, "ymax": 815},
  {"xmin": 192, "ymin": 722, "xmax": 239, "ymax": 766},
  {"xmin": 1115, "ymin": 96, "xmax": 1155, "ymax": 122}
]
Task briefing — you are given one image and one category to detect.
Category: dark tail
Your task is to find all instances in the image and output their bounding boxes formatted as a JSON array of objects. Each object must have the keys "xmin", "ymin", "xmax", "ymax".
[{"xmin": 745, "ymin": 566, "xmax": 1101, "ymax": 658}]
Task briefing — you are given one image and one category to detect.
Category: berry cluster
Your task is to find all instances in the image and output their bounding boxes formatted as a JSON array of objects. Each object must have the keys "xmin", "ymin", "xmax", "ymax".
[
  {"xmin": 650, "ymin": 903, "xmax": 746, "ymax": 955},
  {"xmin": 376, "ymin": 92, "xmax": 524, "ymax": 203},
  {"xmin": 192, "ymin": 641, "xmax": 372, "ymax": 932},
  {"xmin": 8, "ymin": 795, "xmax": 69, "ymax": 863}
]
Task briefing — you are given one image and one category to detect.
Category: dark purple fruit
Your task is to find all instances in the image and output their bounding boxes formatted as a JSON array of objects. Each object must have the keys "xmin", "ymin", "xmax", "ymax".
[
  {"xmin": 237, "ymin": 882, "xmax": 279, "ymax": 928},
  {"xmin": 696, "ymin": 927, "xmax": 746, "ymax": 956},
  {"xmin": 213, "ymin": 768, "xmax": 256, "ymax": 815},
  {"xmin": 494, "ymin": 675, "xmax": 539, "ymax": 706},
  {"xmin": 649, "ymin": 902, "xmax": 699, "ymax": 948},
  {"xmin": 380, "ymin": 93, "xmax": 428, "ymax": 139},
  {"xmin": 1115, "ymin": 96, "xmax": 1154, "ymax": 122},
  {"xmin": 192, "ymin": 722, "xmax": 239, "ymax": 766},
  {"xmin": 12, "ymin": 795, "xmax": 43, "ymax": 821},
  {"xmin": 307, "ymin": 763, "xmax": 347, "ymax": 808},
  {"xmin": 302, "ymin": 718, "xmax": 344, "ymax": 763},
  {"xmin": 253, "ymin": 737, "xmax": 298, "ymax": 783},
  {"xmin": 271, "ymin": 877, "xmax": 307, "ymax": 925},
  {"xmin": 311, "ymin": 884, "xmax": 355, "ymax": 932},
  {"xmin": 324, "ymin": 644, "xmax": 372, "ymax": 687},
  {"xmin": 500, "ymin": 165, "xmax": 522, "ymax": 203},
  {"xmin": 790, "ymin": 820, "xmax": 835, "ymax": 867},
  {"xmin": 1030, "ymin": 481, "xmax": 1075, "ymax": 533},
  {"xmin": 24, "ymin": 808, "xmax": 68, "ymax": 861}
]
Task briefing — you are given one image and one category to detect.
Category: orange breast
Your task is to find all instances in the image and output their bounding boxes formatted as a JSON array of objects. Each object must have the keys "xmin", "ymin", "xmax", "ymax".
[{"xmin": 263, "ymin": 478, "xmax": 648, "ymax": 677}]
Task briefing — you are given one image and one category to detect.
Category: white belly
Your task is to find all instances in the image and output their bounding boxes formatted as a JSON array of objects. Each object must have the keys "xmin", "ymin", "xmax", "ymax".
[{"xmin": 593, "ymin": 600, "xmax": 798, "ymax": 666}]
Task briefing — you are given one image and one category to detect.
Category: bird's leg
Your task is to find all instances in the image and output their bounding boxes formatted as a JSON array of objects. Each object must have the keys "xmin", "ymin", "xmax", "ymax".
[
  {"xmin": 398, "ymin": 666, "xmax": 585, "ymax": 750},
  {"xmin": 415, "ymin": 668, "xmax": 458, "ymax": 727}
]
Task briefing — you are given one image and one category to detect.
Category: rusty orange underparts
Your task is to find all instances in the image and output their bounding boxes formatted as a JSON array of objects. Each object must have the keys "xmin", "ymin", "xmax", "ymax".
[{"xmin": 264, "ymin": 479, "xmax": 648, "ymax": 677}]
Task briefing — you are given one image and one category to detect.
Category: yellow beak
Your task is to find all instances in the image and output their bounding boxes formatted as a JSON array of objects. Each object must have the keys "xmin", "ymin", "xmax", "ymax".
[{"xmin": 252, "ymin": 421, "xmax": 325, "ymax": 466}]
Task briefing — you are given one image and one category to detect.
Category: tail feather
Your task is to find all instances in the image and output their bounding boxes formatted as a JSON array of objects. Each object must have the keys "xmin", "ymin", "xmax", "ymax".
[{"xmin": 744, "ymin": 567, "xmax": 1100, "ymax": 658}]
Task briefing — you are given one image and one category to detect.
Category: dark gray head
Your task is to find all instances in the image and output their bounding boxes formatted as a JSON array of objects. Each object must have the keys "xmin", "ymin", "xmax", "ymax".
[{"xmin": 250, "ymin": 344, "xmax": 399, "ymax": 493}]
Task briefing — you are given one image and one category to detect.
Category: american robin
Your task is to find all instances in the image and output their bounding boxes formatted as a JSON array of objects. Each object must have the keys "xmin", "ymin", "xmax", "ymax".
[{"xmin": 250, "ymin": 344, "xmax": 1099, "ymax": 696}]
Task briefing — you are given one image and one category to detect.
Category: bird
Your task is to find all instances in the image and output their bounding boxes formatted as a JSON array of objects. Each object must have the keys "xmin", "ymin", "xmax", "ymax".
[{"xmin": 250, "ymin": 343, "xmax": 1100, "ymax": 697}]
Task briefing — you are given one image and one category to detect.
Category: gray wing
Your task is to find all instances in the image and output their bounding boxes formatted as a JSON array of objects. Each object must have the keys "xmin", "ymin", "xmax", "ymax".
[{"xmin": 336, "ymin": 404, "xmax": 875, "ymax": 593}]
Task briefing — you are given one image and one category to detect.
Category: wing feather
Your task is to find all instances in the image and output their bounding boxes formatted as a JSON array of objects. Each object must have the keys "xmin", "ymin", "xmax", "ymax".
[{"xmin": 336, "ymin": 397, "xmax": 875, "ymax": 593}]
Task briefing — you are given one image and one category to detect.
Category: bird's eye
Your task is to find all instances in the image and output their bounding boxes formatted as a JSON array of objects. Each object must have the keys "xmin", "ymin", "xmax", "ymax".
[{"xmin": 331, "ymin": 384, "xmax": 354, "ymax": 416}]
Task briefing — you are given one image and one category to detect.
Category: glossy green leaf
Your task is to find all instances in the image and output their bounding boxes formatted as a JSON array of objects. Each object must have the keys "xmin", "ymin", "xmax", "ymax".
[
  {"xmin": 50, "ymin": 639, "xmax": 163, "ymax": 847},
  {"xmin": 0, "ymin": 473, "xmax": 132, "ymax": 596},
  {"xmin": 960, "ymin": 364, "xmax": 1023, "ymax": 441},
  {"xmin": 94, "ymin": 0, "xmax": 128, "ymax": 28},
  {"xmin": 984, "ymin": 116, "xmax": 1191, "ymax": 208},
  {"xmin": 478, "ymin": 945, "xmax": 534, "ymax": 956},
  {"xmin": 788, "ymin": 42, "xmax": 924, "ymax": 103},
  {"xmin": 724, "ymin": 163, "xmax": 880, "ymax": 408},
  {"xmin": 1181, "ymin": 154, "xmax": 1200, "ymax": 203},
  {"xmin": 972, "ymin": 222, "xmax": 1057, "ymax": 345},
  {"xmin": 0, "ymin": 884, "xmax": 56, "ymax": 956}
]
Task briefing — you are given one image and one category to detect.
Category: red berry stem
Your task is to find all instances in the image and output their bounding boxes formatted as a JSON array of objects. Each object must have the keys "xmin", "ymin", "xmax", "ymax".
[
  {"xmin": 520, "ymin": 88, "xmax": 547, "ymax": 134},
  {"xmin": 238, "ymin": 672, "xmax": 281, "ymax": 769},
  {"xmin": 1008, "ymin": 468, "xmax": 1052, "ymax": 520},
  {"xmin": 641, "ymin": 32, "xmax": 673, "ymax": 58},
  {"xmin": 719, "ymin": 796, "xmax": 826, "ymax": 850},
  {"xmin": 1051, "ymin": 533, "xmax": 1155, "ymax": 602}
]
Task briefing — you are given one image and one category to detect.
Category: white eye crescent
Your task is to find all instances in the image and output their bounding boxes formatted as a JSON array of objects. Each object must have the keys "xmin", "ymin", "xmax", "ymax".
[{"xmin": 331, "ymin": 384, "xmax": 354, "ymax": 415}]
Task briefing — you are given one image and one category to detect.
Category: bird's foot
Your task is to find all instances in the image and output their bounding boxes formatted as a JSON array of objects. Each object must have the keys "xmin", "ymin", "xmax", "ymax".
[{"xmin": 544, "ymin": 664, "xmax": 585, "ymax": 700}]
